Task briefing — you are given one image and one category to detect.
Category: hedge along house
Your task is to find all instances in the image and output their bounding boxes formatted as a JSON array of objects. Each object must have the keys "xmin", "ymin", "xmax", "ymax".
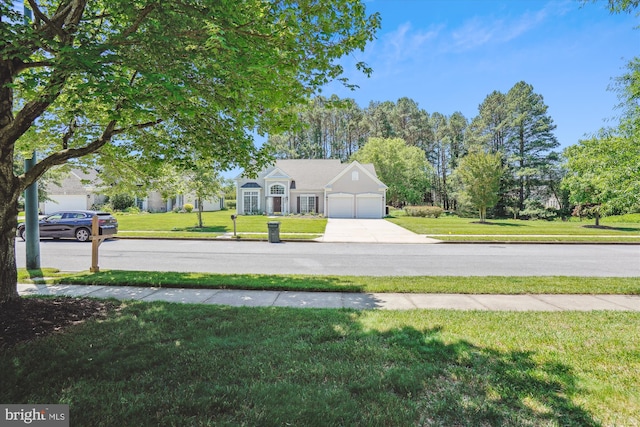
[{"xmin": 236, "ymin": 159, "xmax": 387, "ymax": 218}]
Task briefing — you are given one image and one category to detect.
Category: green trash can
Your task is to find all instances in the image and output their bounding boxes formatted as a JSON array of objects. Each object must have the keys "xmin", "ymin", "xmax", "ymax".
[{"xmin": 267, "ymin": 221, "xmax": 281, "ymax": 243}]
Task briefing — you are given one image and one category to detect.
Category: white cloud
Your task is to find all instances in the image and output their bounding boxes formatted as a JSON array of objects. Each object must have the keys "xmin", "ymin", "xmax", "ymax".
[
  {"xmin": 446, "ymin": 1, "xmax": 570, "ymax": 53},
  {"xmin": 376, "ymin": 22, "xmax": 441, "ymax": 63}
]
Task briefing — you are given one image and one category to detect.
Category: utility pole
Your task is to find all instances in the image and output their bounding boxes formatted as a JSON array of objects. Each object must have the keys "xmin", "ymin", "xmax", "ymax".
[{"xmin": 24, "ymin": 153, "xmax": 41, "ymax": 269}]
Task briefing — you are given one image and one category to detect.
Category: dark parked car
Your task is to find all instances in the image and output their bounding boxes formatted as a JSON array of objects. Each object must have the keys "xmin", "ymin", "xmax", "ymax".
[{"xmin": 17, "ymin": 210, "xmax": 118, "ymax": 242}]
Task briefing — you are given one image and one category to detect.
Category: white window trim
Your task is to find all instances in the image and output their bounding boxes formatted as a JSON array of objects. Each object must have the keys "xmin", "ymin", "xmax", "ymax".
[
  {"xmin": 300, "ymin": 194, "xmax": 317, "ymax": 214},
  {"xmin": 269, "ymin": 183, "xmax": 285, "ymax": 195},
  {"xmin": 242, "ymin": 189, "xmax": 260, "ymax": 214}
]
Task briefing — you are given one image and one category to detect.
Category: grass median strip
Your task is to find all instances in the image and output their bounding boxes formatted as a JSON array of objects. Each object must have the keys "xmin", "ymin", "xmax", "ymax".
[
  {"xmin": 2, "ymin": 302, "xmax": 638, "ymax": 426},
  {"xmin": 19, "ymin": 269, "xmax": 640, "ymax": 294}
]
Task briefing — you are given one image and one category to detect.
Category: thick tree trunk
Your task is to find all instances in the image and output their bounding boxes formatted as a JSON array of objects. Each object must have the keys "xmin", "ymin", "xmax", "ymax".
[
  {"xmin": 0, "ymin": 172, "xmax": 20, "ymax": 305},
  {"xmin": 0, "ymin": 61, "xmax": 21, "ymax": 304}
]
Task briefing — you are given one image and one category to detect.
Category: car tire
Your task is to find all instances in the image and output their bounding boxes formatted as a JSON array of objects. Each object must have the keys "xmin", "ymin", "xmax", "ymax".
[
  {"xmin": 75, "ymin": 228, "xmax": 91, "ymax": 242},
  {"xmin": 19, "ymin": 228, "xmax": 26, "ymax": 241}
]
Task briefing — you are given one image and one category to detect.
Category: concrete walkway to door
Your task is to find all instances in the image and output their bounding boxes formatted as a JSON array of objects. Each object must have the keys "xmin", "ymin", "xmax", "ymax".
[{"xmin": 319, "ymin": 219, "xmax": 440, "ymax": 243}]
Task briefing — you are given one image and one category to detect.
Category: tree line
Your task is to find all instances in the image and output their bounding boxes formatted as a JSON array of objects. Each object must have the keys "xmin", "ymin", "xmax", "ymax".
[{"xmin": 267, "ymin": 80, "xmax": 564, "ymax": 218}]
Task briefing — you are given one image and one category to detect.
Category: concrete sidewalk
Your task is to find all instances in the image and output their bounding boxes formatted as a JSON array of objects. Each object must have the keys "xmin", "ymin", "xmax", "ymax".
[{"xmin": 18, "ymin": 283, "xmax": 640, "ymax": 311}]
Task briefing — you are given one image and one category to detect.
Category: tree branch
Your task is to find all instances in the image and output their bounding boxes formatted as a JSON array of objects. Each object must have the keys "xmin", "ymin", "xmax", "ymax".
[
  {"xmin": 112, "ymin": 119, "xmax": 163, "ymax": 135},
  {"xmin": 26, "ymin": 0, "xmax": 66, "ymax": 39},
  {"xmin": 120, "ymin": 3, "xmax": 159, "ymax": 39},
  {"xmin": 19, "ymin": 120, "xmax": 118, "ymax": 190}
]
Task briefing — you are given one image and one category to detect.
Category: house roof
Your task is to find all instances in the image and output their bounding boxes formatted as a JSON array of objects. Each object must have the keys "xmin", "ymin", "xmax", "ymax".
[
  {"xmin": 273, "ymin": 159, "xmax": 360, "ymax": 190},
  {"xmin": 237, "ymin": 159, "xmax": 383, "ymax": 191},
  {"xmin": 46, "ymin": 167, "xmax": 101, "ymax": 194},
  {"xmin": 241, "ymin": 182, "xmax": 262, "ymax": 188}
]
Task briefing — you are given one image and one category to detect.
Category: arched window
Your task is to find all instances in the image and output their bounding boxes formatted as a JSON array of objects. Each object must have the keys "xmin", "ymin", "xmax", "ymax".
[{"xmin": 270, "ymin": 184, "xmax": 285, "ymax": 195}]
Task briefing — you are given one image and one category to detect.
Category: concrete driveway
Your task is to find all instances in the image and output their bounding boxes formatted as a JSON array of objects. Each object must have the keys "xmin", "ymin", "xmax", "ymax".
[{"xmin": 319, "ymin": 219, "xmax": 440, "ymax": 243}]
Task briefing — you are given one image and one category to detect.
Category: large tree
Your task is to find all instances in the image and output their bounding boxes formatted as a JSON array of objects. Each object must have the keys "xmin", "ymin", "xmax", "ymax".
[
  {"xmin": 505, "ymin": 81, "xmax": 559, "ymax": 211},
  {"xmin": 563, "ymin": 58, "xmax": 640, "ymax": 223},
  {"xmin": 351, "ymin": 137, "xmax": 432, "ymax": 207},
  {"xmin": 0, "ymin": 0, "xmax": 380, "ymax": 303}
]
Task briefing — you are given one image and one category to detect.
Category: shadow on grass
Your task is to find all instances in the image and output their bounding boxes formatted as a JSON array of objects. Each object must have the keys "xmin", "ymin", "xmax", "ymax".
[
  {"xmin": 583, "ymin": 225, "xmax": 640, "ymax": 232},
  {"xmin": 0, "ymin": 304, "xmax": 601, "ymax": 426},
  {"xmin": 378, "ymin": 325, "xmax": 599, "ymax": 426}
]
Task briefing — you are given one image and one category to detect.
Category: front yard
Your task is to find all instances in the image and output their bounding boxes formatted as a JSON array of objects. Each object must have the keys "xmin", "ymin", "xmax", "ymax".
[
  {"xmin": 386, "ymin": 212, "xmax": 640, "ymax": 242},
  {"xmin": 2, "ymin": 301, "xmax": 638, "ymax": 426},
  {"xmin": 107, "ymin": 210, "xmax": 640, "ymax": 243},
  {"xmin": 113, "ymin": 210, "xmax": 326, "ymax": 239}
]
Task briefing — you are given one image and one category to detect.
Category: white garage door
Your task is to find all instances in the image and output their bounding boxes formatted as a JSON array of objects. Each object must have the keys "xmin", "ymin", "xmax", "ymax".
[
  {"xmin": 356, "ymin": 194, "xmax": 383, "ymax": 219},
  {"xmin": 327, "ymin": 194, "xmax": 354, "ymax": 218},
  {"xmin": 43, "ymin": 195, "xmax": 87, "ymax": 214}
]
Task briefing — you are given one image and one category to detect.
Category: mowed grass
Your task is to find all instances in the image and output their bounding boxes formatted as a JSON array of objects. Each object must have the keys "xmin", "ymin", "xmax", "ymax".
[
  {"xmin": 1, "ymin": 301, "xmax": 638, "ymax": 426},
  {"xmin": 386, "ymin": 212, "xmax": 640, "ymax": 239},
  {"xmin": 20, "ymin": 269, "xmax": 640, "ymax": 295},
  {"xmin": 114, "ymin": 210, "xmax": 326, "ymax": 237},
  {"xmin": 111, "ymin": 210, "xmax": 640, "ymax": 242}
]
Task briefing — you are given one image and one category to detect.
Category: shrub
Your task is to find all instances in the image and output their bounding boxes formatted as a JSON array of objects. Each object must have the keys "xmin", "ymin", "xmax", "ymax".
[
  {"xmin": 183, "ymin": 203, "xmax": 194, "ymax": 213},
  {"xmin": 124, "ymin": 206, "xmax": 141, "ymax": 214},
  {"xmin": 520, "ymin": 200, "xmax": 557, "ymax": 220},
  {"xmin": 109, "ymin": 194, "xmax": 135, "ymax": 211},
  {"xmin": 226, "ymin": 200, "xmax": 236, "ymax": 210},
  {"xmin": 404, "ymin": 205, "xmax": 444, "ymax": 218}
]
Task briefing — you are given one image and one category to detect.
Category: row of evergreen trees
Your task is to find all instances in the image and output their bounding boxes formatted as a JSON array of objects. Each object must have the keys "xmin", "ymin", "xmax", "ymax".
[{"xmin": 267, "ymin": 81, "xmax": 563, "ymax": 217}]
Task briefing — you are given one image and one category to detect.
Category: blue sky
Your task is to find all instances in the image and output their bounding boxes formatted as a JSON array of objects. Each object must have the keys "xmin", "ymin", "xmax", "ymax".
[{"xmin": 324, "ymin": 0, "xmax": 639, "ymax": 149}]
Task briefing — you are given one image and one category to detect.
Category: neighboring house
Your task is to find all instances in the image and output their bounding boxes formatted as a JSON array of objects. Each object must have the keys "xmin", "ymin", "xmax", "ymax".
[
  {"xmin": 141, "ymin": 192, "xmax": 224, "ymax": 213},
  {"xmin": 40, "ymin": 168, "xmax": 106, "ymax": 214},
  {"xmin": 236, "ymin": 159, "xmax": 387, "ymax": 218},
  {"xmin": 43, "ymin": 168, "xmax": 224, "ymax": 213}
]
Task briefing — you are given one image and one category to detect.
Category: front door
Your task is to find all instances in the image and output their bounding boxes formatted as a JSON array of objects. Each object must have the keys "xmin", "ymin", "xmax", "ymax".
[{"xmin": 273, "ymin": 197, "xmax": 282, "ymax": 213}]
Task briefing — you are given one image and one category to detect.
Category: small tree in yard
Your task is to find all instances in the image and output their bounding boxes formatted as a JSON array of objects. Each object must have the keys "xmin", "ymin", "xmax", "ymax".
[
  {"xmin": 455, "ymin": 151, "xmax": 504, "ymax": 223},
  {"xmin": 0, "ymin": 0, "xmax": 380, "ymax": 304}
]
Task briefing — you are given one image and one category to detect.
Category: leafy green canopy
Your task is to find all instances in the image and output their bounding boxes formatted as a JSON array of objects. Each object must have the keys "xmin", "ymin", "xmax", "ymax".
[
  {"xmin": 454, "ymin": 151, "xmax": 504, "ymax": 222},
  {"xmin": 563, "ymin": 56, "xmax": 640, "ymax": 216},
  {"xmin": 1, "ymin": 0, "xmax": 380, "ymax": 190},
  {"xmin": 351, "ymin": 137, "xmax": 433, "ymax": 206}
]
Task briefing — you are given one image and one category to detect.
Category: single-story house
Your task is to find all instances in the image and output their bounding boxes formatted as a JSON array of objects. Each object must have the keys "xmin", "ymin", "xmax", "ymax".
[
  {"xmin": 40, "ymin": 168, "xmax": 106, "ymax": 214},
  {"xmin": 236, "ymin": 159, "xmax": 387, "ymax": 218}
]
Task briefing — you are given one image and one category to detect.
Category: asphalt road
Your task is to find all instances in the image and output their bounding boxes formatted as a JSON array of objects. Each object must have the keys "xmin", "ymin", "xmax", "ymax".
[{"xmin": 14, "ymin": 239, "xmax": 640, "ymax": 277}]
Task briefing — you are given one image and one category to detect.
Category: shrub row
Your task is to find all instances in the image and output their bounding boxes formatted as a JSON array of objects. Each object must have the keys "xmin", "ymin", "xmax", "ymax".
[{"xmin": 404, "ymin": 205, "xmax": 444, "ymax": 218}]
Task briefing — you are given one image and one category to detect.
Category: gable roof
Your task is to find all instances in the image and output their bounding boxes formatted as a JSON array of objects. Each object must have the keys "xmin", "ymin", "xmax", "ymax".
[{"xmin": 325, "ymin": 160, "xmax": 387, "ymax": 190}]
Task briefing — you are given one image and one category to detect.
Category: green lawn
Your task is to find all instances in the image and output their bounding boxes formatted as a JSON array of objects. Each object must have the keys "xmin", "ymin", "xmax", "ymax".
[
  {"xmin": 20, "ymin": 269, "xmax": 640, "ymax": 295},
  {"xmin": 109, "ymin": 210, "xmax": 640, "ymax": 242},
  {"xmin": 114, "ymin": 210, "xmax": 326, "ymax": 239},
  {"xmin": 2, "ymin": 301, "xmax": 638, "ymax": 426},
  {"xmin": 387, "ymin": 212, "xmax": 640, "ymax": 241}
]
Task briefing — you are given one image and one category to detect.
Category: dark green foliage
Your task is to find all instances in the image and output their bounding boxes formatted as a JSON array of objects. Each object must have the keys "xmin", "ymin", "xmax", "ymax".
[{"xmin": 109, "ymin": 194, "xmax": 135, "ymax": 211}]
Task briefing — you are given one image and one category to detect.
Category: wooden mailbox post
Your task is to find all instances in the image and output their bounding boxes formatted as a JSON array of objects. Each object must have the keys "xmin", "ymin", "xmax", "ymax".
[{"xmin": 90, "ymin": 215, "xmax": 111, "ymax": 273}]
